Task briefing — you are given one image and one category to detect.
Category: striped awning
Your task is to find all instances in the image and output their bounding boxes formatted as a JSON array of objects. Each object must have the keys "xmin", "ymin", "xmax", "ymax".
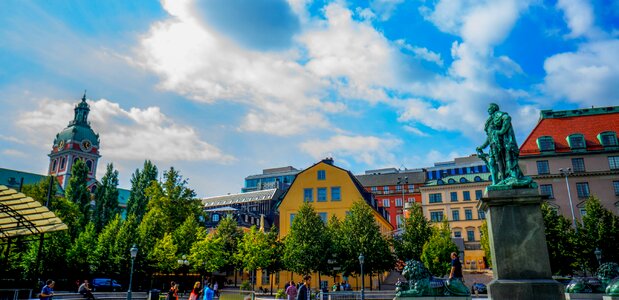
[{"xmin": 0, "ymin": 185, "xmax": 68, "ymax": 238}]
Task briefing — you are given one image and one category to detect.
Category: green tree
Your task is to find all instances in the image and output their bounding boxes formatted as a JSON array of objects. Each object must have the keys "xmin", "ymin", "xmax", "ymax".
[
  {"xmin": 93, "ymin": 163, "xmax": 120, "ymax": 232},
  {"xmin": 393, "ymin": 202, "xmax": 433, "ymax": 262},
  {"xmin": 541, "ymin": 202, "xmax": 577, "ymax": 275},
  {"xmin": 324, "ymin": 215, "xmax": 344, "ymax": 279},
  {"xmin": 340, "ymin": 201, "xmax": 394, "ymax": 282},
  {"xmin": 282, "ymin": 202, "xmax": 328, "ymax": 275},
  {"xmin": 479, "ymin": 220, "xmax": 492, "ymax": 268},
  {"xmin": 235, "ymin": 226, "xmax": 277, "ymax": 289},
  {"xmin": 113, "ymin": 214, "xmax": 140, "ymax": 281},
  {"xmin": 578, "ymin": 197, "xmax": 619, "ymax": 272},
  {"xmin": 67, "ymin": 222, "xmax": 98, "ymax": 277},
  {"xmin": 137, "ymin": 206, "xmax": 167, "ymax": 274},
  {"xmin": 151, "ymin": 233, "xmax": 179, "ymax": 274},
  {"xmin": 421, "ymin": 221, "xmax": 458, "ymax": 277},
  {"xmin": 126, "ymin": 161, "xmax": 158, "ymax": 221},
  {"xmin": 20, "ymin": 231, "xmax": 72, "ymax": 280},
  {"xmin": 65, "ymin": 159, "xmax": 92, "ymax": 228},
  {"xmin": 21, "ymin": 176, "xmax": 58, "ymax": 204},
  {"xmin": 92, "ymin": 215, "xmax": 123, "ymax": 275},
  {"xmin": 146, "ymin": 167, "xmax": 200, "ymax": 232},
  {"xmin": 189, "ymin": 231, "xmax": 226, "ymax": 274},
  {"xmin": 213, "ymin": 215, "xmax": 243, "ymax": 283},
  {"xmin": 173, "ymin": 216, "xmax": 200, "ymax": 256}
]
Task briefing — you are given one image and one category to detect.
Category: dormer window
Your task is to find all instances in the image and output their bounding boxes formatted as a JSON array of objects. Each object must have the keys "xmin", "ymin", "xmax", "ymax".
[
  {"xmin": 567, "ymin": 134, "xmax": 586, "ymax": 150},
  {"xmin": 537, "ymin": 136, "xmax": 555, "ymax": 152},
  {"xmin": 598, "ymin": 131, "xmax": 618, "ymax": 147}
]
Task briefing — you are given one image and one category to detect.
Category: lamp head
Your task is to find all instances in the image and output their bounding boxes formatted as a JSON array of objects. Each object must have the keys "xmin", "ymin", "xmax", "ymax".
[
  {"xmin": 130, "ymin": 244, "xmax": 138, "ymax": 258},
  {"xmin": 595, "ymin": 248, "xmax": 602, "ymax": 260},
  {"xmin": 358, "ymin": 253, "xmax": 365, "ymax": 264}
]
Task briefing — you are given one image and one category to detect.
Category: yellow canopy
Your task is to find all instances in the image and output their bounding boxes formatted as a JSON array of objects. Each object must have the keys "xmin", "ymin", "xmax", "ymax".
[{"xmin": 0, "ymin": 185, "xmax": 68, "ymax": 238}]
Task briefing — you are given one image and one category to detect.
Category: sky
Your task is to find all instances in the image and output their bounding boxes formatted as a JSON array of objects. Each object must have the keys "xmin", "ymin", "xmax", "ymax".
[{"xmin": 1, "ymin": 0, "xmax": 618, "ymax": 197}]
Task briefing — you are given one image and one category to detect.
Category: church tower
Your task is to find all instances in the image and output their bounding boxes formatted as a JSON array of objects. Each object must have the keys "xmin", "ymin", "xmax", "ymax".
[{"xmin": 48, "ymin": 93, "xmax": 101, "ymax": 191}]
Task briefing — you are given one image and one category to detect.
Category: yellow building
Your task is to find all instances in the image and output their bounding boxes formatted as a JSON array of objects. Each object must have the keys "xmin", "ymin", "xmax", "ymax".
[
  {"xmin": 272, "ymin": 158, "xmax": 393, "ymax": 290},
  {"xmin": 420, "ymin": 173, "xmax": 491, "ymax": 270}
]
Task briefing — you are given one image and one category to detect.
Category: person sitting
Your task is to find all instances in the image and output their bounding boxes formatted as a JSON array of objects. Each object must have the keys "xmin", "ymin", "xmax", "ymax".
[{"xmin": 79, "ymin": 280, "xmax": 96, "ymax": 300}]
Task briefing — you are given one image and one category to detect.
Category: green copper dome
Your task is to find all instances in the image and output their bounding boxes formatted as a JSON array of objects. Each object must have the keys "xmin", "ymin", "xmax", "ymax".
[{"xmin": 53, "ymin": 93, "xmax": 100, "ymax": 148}]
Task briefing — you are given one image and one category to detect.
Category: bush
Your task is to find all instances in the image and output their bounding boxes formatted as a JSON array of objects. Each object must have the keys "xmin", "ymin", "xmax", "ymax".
[
  {"xmin": 275, "ymin": 289, "xmax": 286, "ymax": 299},
  {"xmin": 239, "ymin": 281, "xmax": 252, "ymax": 291}
]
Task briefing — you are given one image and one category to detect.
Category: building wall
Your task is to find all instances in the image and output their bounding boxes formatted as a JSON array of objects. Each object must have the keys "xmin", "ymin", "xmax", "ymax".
[
  {"xmin": 420, "ymin": 180, "xmax": 489, "ymax": 269},
  {"xmin": 368, "ymin": 186, "xmax": 421, "ymax": 229}
]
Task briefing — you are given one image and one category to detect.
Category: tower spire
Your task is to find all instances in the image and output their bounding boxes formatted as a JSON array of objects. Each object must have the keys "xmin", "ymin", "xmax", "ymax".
[{"xmin": 72, "ymin": 91, "xmax": 90, "ymax": 126}]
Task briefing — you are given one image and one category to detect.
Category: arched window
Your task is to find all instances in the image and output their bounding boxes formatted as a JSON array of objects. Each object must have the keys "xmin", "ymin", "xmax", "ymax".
[
  {"xmin": 567, "ymin": 134, "xmax": 586, "ymax": 150},
  {"xmin": 51, "ymin": 159, "xmax": 58, "ymax": 172},
  {"xmin": 60, "ymin": 157, "xmax": 66, "ymax": 170},
  {"xmin": 437, "ymin": 179, "xmax": 444, "ymax": 185},
  {"xmin": 448, "ymin": 178, "xmax": 456, "ymax": 184},
  {"xmin": 86, "ymin": 160, "xmax": 93, "ymax": 172},
  {"xmin": 474, "ymin": 176, "xmax": 482, "ymax": 182},
  {"xmin": 536, "ymin": 136, "xmax": 555, "ymax": 152},
  {"xmin": 459, "ymin": 177, "xmax": 468, "ymax": 183},
  {"xmin": 598, "ymin": 131, "xmax": 618, "ymax": 147},
  {"xmin": 212, "ymin": 214, "xmax": 220, "ymax": 222}
]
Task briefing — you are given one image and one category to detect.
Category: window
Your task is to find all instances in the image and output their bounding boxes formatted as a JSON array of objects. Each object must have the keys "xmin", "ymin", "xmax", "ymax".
[
  {"xmin": 478, "ymin": 210, "xmax": 486, "ymax": 219},
  {"xmin": 304, "ymin": 188, "xmax": 313, "ymax": 202},
  {"xmin": 212, "ymin": 214, "xmax": 220, "ymax": 222},
  {"xmin": 60, "ymin": 157, "xmax": 66, "ymax": 169},
  {"xmin": 331, "ymin": 187, "xmax": 341, "ymax": 201},
  {"xmin": 396, "ymin": 198, "xmax": 403, "ymax": 207},
  {"xmin": 371, "ymin": 186, "xmax": 378, "ymax": 192},
  {"xmin": 262, "ymin": 269, "xmax": 269, "ymax": 285},
  {"xmin": 467, "ymin": 230, "xmax": 475, "ymax": 241},
  {"xmin": 383, "ymin": 186, "xmax": 389, "ymax": 191},
  {"xmin": 567, "ymin": 134, "xmax": 586, "ymax": 149},
  {"xmin": 475, "ymin": 190, "xmax": 483, "ymax": 200},
  {"xmin": 396, "ymin": 215, "xmax": 403, "ymax": 227},
  {"xmin": 537, "ymin": 136, "xmax": 555, "ymax": 151},
  {"xmin": 51, "ymin": 159, "xmax": 57, "ymax": 172},
  {"xmin": 408, "ymin": 184, "xmax": 415, "ymax": 190},
  {"xmin": 609, "ymin": 156, "xmax": 619, "ymax": 170},
  {"xmin": 429, "ymin": 193, "xmax": 442, "ymax": 203},
  {"xmin": 465, "ymin": 209, "xmax": 473, "ymax": 220},
  {"xmin": 317, "ymin": 170, "xmax": 326, "ymax": 180},
  {"xmin": 614, "ymin": 181, "xmax": 619, "ymax": 196},
  {"xmin": 540, "ymin": 184, "xmax": 554, "ymax": 199},
  {"xmin": 579, "ymin": 208, "xmax": 587, "ymax": 217},
  {"xmin": 474, "ymin": 176, "xmax": 482, "ymax": 182},
  {"xmin": 450, "ymin": 192, "xmax": 458, "ymax": 202},
  {"xmin": 383, "ymin": 199, "xmax": 390, "ymax": 207},
  {"xmin": 317, "ymin": 188, "xmax": 327, "ymax": 202},
  {"xmin": 290, "ymin": 214, "xmax": 295, "ymax": 227},
  {"xmin": 318, "ymin": 212, "xmax": 327, "ymax": 224},
  {"xmin": 459, "ymin": 177, "xmax": 468, "ymax": 183},
  {"xmin": 86, "ymin": 160, "xmax": 93, "ymax": 172},
  {"xmin": 463, "ymin": 191, "xmax": 471, "ymax": 201},
  {"xmin": 454, "ymin": 231, "xmax": 462, "ymax": 238},
  {"xmin": 430, "ymin": 211, "xmax": 444, "ymax": 222},
  {"xmin": 576, "ymin": 182, "xmax": 590, "ymax": 198},
  {"xmin": 396, "ymin": 185, "xmax": 402, "ymax": 191},
  {"xmin": 452, "ymin": 210, "xmax": 460, "ymax": 221},
  {"xmin": 599, "ymin": 131, "xmax": 618, "ymax": 147},
  {"xmin": 537, "ymin": 160, "xmax": 550, "ymax": 175},
  {"xmin": 572, "ymin": 158, "xmax": 585, "ymax": 173},
  {"xmin": 448, "ymin": 178, "xmax": 456, "ymax": 184}
]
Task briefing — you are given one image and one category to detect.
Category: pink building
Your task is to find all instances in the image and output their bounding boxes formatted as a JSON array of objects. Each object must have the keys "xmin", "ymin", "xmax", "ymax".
[{"xmin": 519, "ymin": 106, "xmax": 619, "ymax": 222}]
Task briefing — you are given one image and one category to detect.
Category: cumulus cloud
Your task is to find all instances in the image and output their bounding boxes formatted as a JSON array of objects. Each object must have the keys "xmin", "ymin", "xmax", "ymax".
[
  {"xmin": 541, "ymin": 39, "xmax": 619, "ymax": 106},
  {"xmin": 299, "ymin": 135, "xmax": 402, "ymax": 166},
  {"xmin": 16, "ymin": 98, "xmax": 234, "ymax": 163},
  {"xmin": 557, "ymin": 0, "xmax": 604, "ymax": 39}
]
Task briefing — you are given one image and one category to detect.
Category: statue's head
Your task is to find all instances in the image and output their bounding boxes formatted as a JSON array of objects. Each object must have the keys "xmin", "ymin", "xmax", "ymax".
[{"xmin": 488, "ymin": 103, "xmax": 499, "ymax": 114}]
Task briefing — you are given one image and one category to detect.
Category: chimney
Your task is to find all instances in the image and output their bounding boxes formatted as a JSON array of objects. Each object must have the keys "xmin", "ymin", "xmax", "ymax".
[{"xmin": 322, "ymin": 157, "xmax": 334, "ymax": 165}]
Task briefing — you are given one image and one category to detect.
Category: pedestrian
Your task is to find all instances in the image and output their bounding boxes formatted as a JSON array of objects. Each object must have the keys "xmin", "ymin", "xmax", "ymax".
[
  {"xmin": 285, "ymin": 281, "xmax": 297, "ymax": 300},
  {"xmin": 213, "ymin": 281, "xmax": 219, "ymax": 297},
  {"xmin": 449, "ymin": 252, "xmax": 463, "ymax": 282},
  {"xmin": 167, "ymin": 281, "xmax": 178, "ymax": 300},
  {"xmin": 296, "ymin": 276, "xmax": 311, "ymax": 300},
  {"xmin": 40, "ymin": 280, "xmax": 55, "ymax": 300},
  {"xmin": 79, "ymin": 280, "xmax": 95, "ymax": 300},
  {"xmin": 189, "ymin": 281, "xmax": 201, "ymax": 300},
  {"xmin": 203, "ymin": 284, "xmax": 215, "ymax": 300}
]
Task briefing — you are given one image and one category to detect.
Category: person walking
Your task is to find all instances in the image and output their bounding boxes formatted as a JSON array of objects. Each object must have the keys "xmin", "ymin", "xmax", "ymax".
[
  {"xmin": 189, "ymin": 282, "xmax": 201, "ymax": 300},
  {"xmin": 203, "ymin": 284, "xmax": 215, "ymax": 300},
  {"xmin": 79, "ymin": 280, "xmax": 95, "ymax": 300},
  {"xmin": 285, "ymin": 281, "xmax": 297, "ymax": 300},
  {"xmin": 449, "ymin": 252, "xmax": 463, "ymax": 282},
  {"xmin": 40, "ymin": 280, "xmax": 55, "ymax": 300},
  {"xmin": 296, "ymin": 276, "xmax": 311, "ymax": 300},
  {"xmin": 213, "ymin": 281, "xmax": 219, "ymax": 297},
  {"xmin": 167, "ymin": 281, "xmax": 179, "ymax": 300}
]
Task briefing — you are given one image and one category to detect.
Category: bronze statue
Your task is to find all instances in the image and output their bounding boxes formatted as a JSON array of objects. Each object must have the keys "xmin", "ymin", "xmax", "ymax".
[{"xmin": 477, "ymin": 103, "xmax": 535, "ymax": 190}]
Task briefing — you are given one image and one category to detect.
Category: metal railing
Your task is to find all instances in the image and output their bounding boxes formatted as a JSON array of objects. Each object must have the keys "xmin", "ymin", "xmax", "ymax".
[{"xmin": 318, "ymin": 291, "xmax": 396, "ymax": 300}]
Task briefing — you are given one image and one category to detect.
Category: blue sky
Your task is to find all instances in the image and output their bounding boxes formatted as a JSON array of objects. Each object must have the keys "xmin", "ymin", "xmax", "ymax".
[{"xmin": 1, "ymin": 0, "xmax": 618, "ymax": 197}]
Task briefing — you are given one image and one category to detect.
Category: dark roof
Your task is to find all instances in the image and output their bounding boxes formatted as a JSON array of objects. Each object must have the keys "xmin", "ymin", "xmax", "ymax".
[
  {"xmin": 202, "ymin": 188, "xmax": 283, "ymax": 207},
  {"xmin": 356, "ymin": 170, "xmax": 426, "ymax": 187},
  {"xmin": 0, "ymin": 168, "xmax": 63, "ymax": 194}
]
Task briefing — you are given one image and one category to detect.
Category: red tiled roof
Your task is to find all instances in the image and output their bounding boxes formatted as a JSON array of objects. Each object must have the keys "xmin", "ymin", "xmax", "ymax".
[{"xmin": 520, "ymin": 112, "xmax": 619, "ymax": 156}]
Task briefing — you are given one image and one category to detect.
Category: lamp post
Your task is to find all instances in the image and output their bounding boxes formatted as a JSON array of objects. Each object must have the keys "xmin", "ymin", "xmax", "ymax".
[
  {"xmin": 127, "ymin": 244, "xmax": 138, "ymax": 300},
  {"xmin": 559, "ymin": 168, "xmax": 577, "ymax": 232},
  {"xmin": 595, "ymin": 248, "xmax": 602, "ymax": 268},
  {"xmin": 358, "ymin": 254, "xmax": 365, "ymax": 300},
  {"xmin": 177, "ymin": 255, "xmax": 189, "ymax": 293},
  {"xmin": 397, "ymin": 177, "xmax": 409, "ymax": 204}
]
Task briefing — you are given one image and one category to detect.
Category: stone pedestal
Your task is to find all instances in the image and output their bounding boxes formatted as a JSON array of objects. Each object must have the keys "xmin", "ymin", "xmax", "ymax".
[{"xmin": 479, "ymin": 188, "xmax": 565, "ymax": 300}]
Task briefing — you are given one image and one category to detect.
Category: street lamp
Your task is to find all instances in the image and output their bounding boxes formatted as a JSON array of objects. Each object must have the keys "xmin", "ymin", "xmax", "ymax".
[
  {"xmin": 177, "ymin": 255, "xmax": 189, "ymax": 293},
  {"xmin": 595, "ymin": 248, "xmax": 602, "ymax": 268},
  {"xmin": 559, "ymin": 168, "xmax": 577, "ymax": 232},
  {"xmin": 127, "ymin": 244, "xmax": 138, "ymax": 300},
  {"xmin": 358, "ymin": 254, "xmax": 365, "ymax": 300},
  {"xmin": 397, "ymin": 177, "xmax": 409, "ymax": 203}
]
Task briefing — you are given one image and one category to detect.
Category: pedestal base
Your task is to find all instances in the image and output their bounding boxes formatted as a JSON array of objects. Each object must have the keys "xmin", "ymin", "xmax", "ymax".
[
  {"xmin": 394, "ymin": 297, "xmax": 471, "ymax": 300},
  {"xmin": 565, "ymin": 293, "xmax": 604, "ymax": 300},
  {"xmin": 488, "ymin": 279, "xmax": 565, "ymax": 300},
  {"xmin": 603, "ymin": 296, "xmax": 619, "ymax": 300}
]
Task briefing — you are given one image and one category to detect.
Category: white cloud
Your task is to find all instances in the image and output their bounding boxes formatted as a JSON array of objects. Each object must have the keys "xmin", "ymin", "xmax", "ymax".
[
  {"xmin": 557, "ymin": 0, "xmax": 605, "ymax": 39},
  {"xmin": 396, "ymin": 39, "xmax": 444, "ymax": 66},
  {"xmin": 402, "ymin": 125, "xmax": 429, "ymax": 137},
  {"xmin": 299, "ymin": 135, "xmax": 402, "ymax": 165},
  {"xmin": 16, "ymin": 98, "xmax": 234, "ymax": 163},
  {"xmin": 370, "ymin": 0, "xmax": 405, "ymax": 21},
  {"xmin": 2, "ymin": 149, "xmax": 27, "ymax": 158},
  {"xmin": 541, "ymin": 39, "xmax": 619, "ymax": 106}
]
